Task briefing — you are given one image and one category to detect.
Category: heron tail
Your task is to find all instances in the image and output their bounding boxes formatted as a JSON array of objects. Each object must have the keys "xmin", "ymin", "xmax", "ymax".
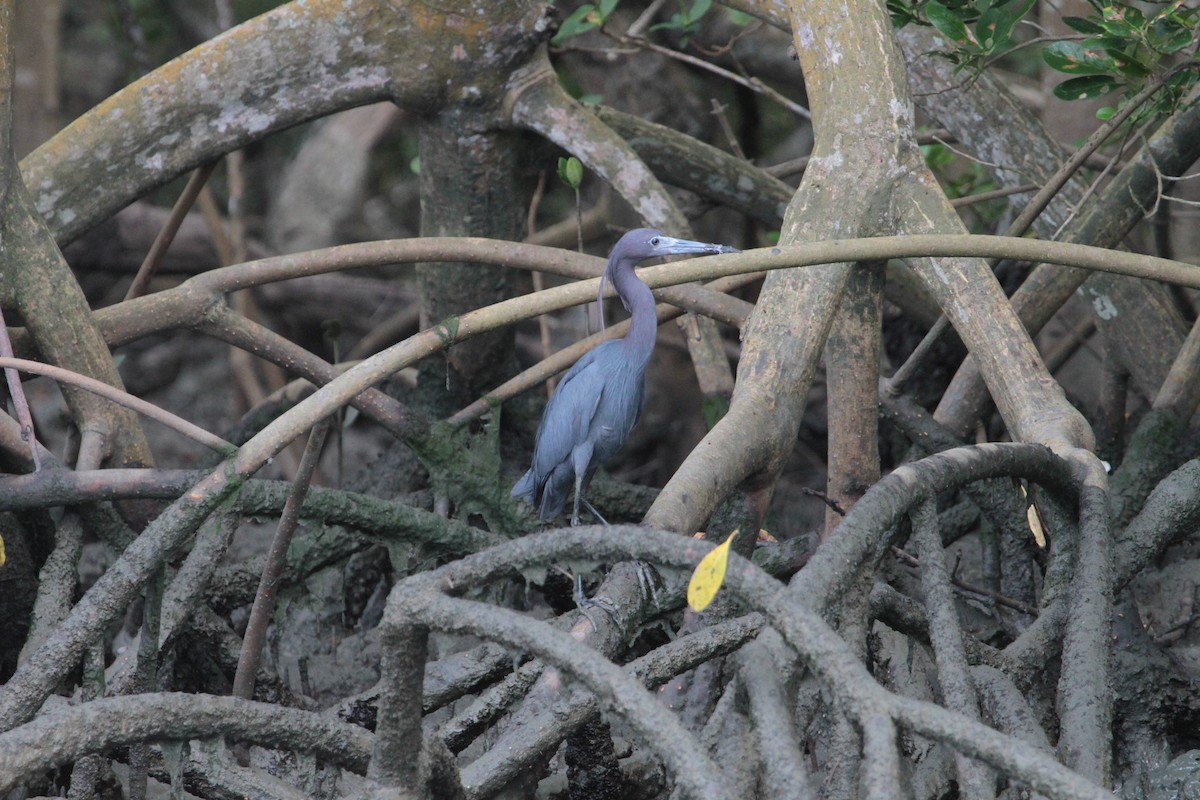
[
  {"xmin": 511, "ymin": 470, "xmax": 537, "ymax": 503},
  {"xmin": 513, "ymin": 467, "xmax": 570, "ymax": 521},
  {"xmin": 537, "ymin": 481, "xmax": 569, "ymax": 521}
]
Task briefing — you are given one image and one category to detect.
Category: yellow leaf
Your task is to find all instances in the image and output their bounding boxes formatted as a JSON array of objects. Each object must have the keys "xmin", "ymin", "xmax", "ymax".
[
  {"xmin": 687, "ymin": 530, "xmax": 739, "ymax": 612},
  {"xmin": 1018, "ymin": 484, "xmax": 1046, "ymax": 548},
  {"xmin": 0, "ymin": 532, "xmax": 5, "ymax": 567},
  {"xmin": 1027, "ymin": 502, "xmax": 1046, "ymax": 549}
]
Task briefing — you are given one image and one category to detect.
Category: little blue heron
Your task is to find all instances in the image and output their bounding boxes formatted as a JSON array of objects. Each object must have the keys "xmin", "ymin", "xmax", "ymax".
[{"xmin": 512, "ymin": 228, "xmax": 739, "ymax": 526}]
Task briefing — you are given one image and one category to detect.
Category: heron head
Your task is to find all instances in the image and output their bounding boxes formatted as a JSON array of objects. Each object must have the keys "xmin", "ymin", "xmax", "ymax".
[
  {"xmin": 615, "ymin": 228, "xmax": 740, "ymax": 262},
  {"xmin": 598, "ymin": 228, "xmax": 740, "ymax": 326}
]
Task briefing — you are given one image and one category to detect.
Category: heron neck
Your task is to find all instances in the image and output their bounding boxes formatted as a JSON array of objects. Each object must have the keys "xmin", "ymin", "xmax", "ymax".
[{"xmin": 614, "ymin": 267, "xmax": 657, "ymax": 367}]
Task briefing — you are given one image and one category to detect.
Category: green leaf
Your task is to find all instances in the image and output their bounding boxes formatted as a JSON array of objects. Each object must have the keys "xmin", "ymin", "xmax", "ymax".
[
  {"xmin": 701, "ymin": 394, "xmax": 729, "ymax": 429},
  {"xmin": 928, "ymin": 49, "xmax": 966, "ymax": 66},
  {"xmin": 552, "ymin": 4, "xmax": 598, "ymax": 43},
  {"xmin": 1147, "ymin": 17, "xmax": 1194, "ymax": 54},
  {"xmin": 1095, "ymin": 105, "xmax": 1116, "ymax": 121},
  {"xmin": 976, "ymin": 0, "xmax": 1035, "ymax": 51},
  {"xmin": 1165, "ymin": 70, "xmax": 1200, "ymax": 102},
  {"xmin": 887, "ymin": 0, "xmax": 922, "ymax": 29},
  {"xmin": 1110, "ymin": 4, "xmax": 1144, "ymax": 27},
  {"xmin": 1086, "ymin": 34, "xmax": 1130, "ymax": 53},
  {"xmin": 1109, "ymin": 54, "xmax": 1150, "ymax": 78},
  {"xmin": 650, "ymin": 12, "xmax": 685, "ymax": 32},
  {"xmin": 689, "ymin": 0, "xmax": 713, "ymax": 23},
  {"xmin": 999, "ymin": 0, "xmax": 1037, "ymax": 36},
  {"xmin": 1100, "ymin": 4, "xmax": 1142, "ymax": 35},
  {"xmin": 435, "ymin": 316, "xmax": 461, "ymax": 346},
  {"xmin": 557, "ymin": 156, "xmax": 584, "ymax": 189},
  {"xmin": 1041, "ymin": 41, "xmax": 1117, "ymax": 75},
  {"xmin": 1062, "ymin": 15, "xmax": 1105, "ymax": 35},
  {"xmin": 975, "ymin": 19, "xmax": 996, "ymax": 49},
  {"xmin": 925, "ymin": 1, "xmax": 975, "ymax": 45},
  {"xmin": 727, "ymin": 9, "xmax": 756, "ymax": 26},
  {"xmin": 1052, "ymin": 74, "xmax": 1119, "ymax": 101},
  {"xmin": 921, "ymin": 142, "xmax": 954, "ymax": 169},
  {"xmin": 598, "ymin": 0, "xmax": 619, "ymax": 18}
]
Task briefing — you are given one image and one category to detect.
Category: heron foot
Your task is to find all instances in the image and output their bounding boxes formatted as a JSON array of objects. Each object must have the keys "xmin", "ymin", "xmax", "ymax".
[
  {"xmin": 633, "ymin": 560, "xmax": 662, "ymax": 609},
  {"xmin": 580, "ymin": 498, "xmax": 609, "ymax": 526},
  {"xmin": 571, "ymin": 496, "xmax": 609, "ymax": 527},
  {"xmin": 573, "ymin": 573, "xmax": 622, "ymax": 630}
]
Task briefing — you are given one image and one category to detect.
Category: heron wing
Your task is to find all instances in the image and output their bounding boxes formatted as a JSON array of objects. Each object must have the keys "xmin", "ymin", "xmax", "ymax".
[
  {"xmin": 586, "ymin": 357, "xmax": 645, "ymax": 465},
  {"xmin": 527, "ymin": 345, "xmax": 610, "ymax": 485}
]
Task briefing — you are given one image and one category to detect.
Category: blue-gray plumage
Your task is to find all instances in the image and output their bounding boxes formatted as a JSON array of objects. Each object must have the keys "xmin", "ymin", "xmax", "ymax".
[{"xmin": 512, "ymin": 228, "xmax": 739, "ymax": 526}]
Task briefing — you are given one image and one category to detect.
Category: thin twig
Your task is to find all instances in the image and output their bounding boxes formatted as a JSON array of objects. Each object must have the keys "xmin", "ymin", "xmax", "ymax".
[
  {"xmin": 626, "ymin": 0, "xmax": 668, "ymax": 38},
  {"xmin": 1051, "ymin": 122, "xmax": 1141, "ymax": 240},
  {"xmin": 884, "ymin": 315, "xmax": 952, "ymax": 396},
  {"xmin": 980, "ymin": 33, "xmax": 1090, "ymax": 71},
  {"xmin": 931, "ymin": 134, "xmax": 1025, "ymax": 176},
  {"xmin": 226, "ymin": 150, "xmax": 248, "ymax": 265},
  {"xmin": 0, "ymin": 356, "xmax": 234, "ymax": 454},
  {"xmin": 125, "ymin": 161, "xmax": 217, "ymax": 301},
  {"xmin": 618, "ymin": 32, "xmax": 811, "ymax": 119},
  {"xmin": 1041, "ymin": 312, "xmax": 1097, "ymax": 375},
  {"xmin": 197, "ymin": 185, "xmax": 235, "ymax": 265},
  {"xmin": 0, "ymin": 307, "xmax": 41, "ymax": 470},
  {"xmin": 710, "ymin": 98, "xmax": 746, "ymax": 160},
  {"xmin": 1006, "ymin": 68, "xmax": 1177, "ymax": 240},
  {"xmin": 525, "ymin": 171, "xmax": 557, "ymax": 397},
  {"xmin": 232, "ymin": 419, "xmax": 331, "ymax": 701},
  {"xmin": 949, "ymin": 183, "xmax": 1039, "ymax": 208},
  {"xmin": 892, "ymin": 546, "xmax": 1039, "ymax": 616},
  {"xmin": 912, "ymin": 32, "xmax": 1087, "ymax": 99},
  {"xmin": 128, "ymin": 564, "xmax": 166, "ymax": 800},
  {"xmin": 768, "ymin": 129, "xmax": 954, "ymax": 179},
  {"xmin": 895, "ymin": 76, "xmax": 1176, "ymax": 390},
  {"xmin": 800, "ymin": 486, "xmax": 846, "ymax": 516}
]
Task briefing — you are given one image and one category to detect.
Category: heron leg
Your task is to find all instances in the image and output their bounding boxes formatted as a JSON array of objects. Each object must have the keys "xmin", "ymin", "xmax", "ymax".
[
  {"xmin": 580, "ymin": 497, "xmax": 609, "ymax": 525},
  {"xmin": 570, "ymin": 443, "xmax": 594, "ymax": 527},
  {"xmin": 573, "ymin": 573, "xmax": 622, "ymax": 630}
]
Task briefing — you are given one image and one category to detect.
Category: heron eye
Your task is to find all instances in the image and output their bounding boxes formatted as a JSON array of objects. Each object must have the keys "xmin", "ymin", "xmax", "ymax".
[{"xmin": 650, "ymin": 237, "xmax": 661, "ymax": 246}]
